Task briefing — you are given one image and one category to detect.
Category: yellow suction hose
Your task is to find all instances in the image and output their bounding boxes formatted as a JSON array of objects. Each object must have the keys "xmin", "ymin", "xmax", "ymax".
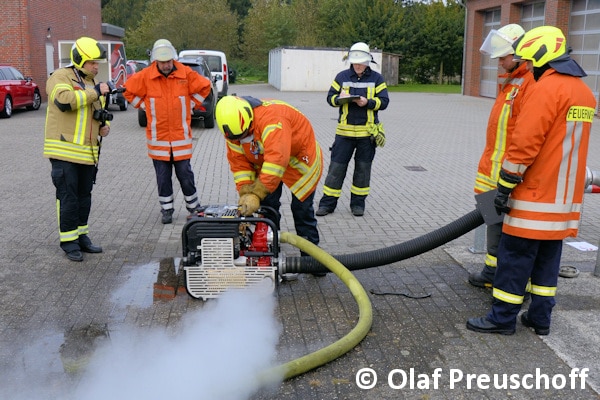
[{"xmin": 258, "ymin": 231, "xmax": 373, "ymax": 385}]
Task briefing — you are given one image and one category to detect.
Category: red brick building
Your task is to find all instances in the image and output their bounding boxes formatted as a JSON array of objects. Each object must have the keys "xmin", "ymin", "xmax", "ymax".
[
  {"xmin": 1, "ymin": 0, "xmax": 121, "ymax": 101},
  {"xmin": 463, "ymin": 0, "xmax": 599, "ymax": 111}
]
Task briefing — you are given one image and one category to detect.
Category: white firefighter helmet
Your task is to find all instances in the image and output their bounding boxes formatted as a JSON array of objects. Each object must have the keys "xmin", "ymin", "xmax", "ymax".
[
  {"xmin": 479, "ymin": 24, "xmax": 525, "ymax": 59},
  {"xmin": 347, "ymin": 42, "xmax": 372, "ymax": 64},
  {"xmin": 151, "ymin": 39, "xmax": 178, "ymax": 62}
]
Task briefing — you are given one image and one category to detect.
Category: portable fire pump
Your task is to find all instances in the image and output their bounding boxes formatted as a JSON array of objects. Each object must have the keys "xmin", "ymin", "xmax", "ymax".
[{"xmin": 181, "ymin": 205, "xmax": 280, "ymax": 300}]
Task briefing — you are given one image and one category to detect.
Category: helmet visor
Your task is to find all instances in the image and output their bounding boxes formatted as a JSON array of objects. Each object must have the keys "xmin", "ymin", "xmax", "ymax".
[
  {"xmin": 347, "ymin": 50, "xmax": 371, "ymax": 64},
  {"xmin": 480, "ymin": 29, "xmax": 515, "ymax": 59}
]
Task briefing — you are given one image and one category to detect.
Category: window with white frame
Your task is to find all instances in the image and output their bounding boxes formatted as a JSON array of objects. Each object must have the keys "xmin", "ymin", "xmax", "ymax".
[
  {"xmin": 521, "ymin": 1, "xmax": 546, "ymax": 31},
  {"xmin": 479, "ymin": 9, "xmax": 501, "ymax": 98}
]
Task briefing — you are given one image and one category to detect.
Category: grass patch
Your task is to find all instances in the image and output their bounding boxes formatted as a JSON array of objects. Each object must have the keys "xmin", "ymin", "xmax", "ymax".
[
  {"xmin": 234, "ymin": 76, "xmax": 267, "ymax": 84},
  {"xmin": 387, "ymin": 84, "xmax": 461, "ymax": 94}
]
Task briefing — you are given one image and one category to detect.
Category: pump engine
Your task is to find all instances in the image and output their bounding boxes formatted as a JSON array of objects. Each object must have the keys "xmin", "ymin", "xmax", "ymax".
[{"xmin": 181, "ymin": 205, "xmax": 280, "ymax": 300}]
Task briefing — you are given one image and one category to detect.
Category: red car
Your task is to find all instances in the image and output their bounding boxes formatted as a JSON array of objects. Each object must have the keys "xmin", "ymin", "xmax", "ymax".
[{"xmin": 0, "ymin": 64, "xmax": 41, "ymax": 118}]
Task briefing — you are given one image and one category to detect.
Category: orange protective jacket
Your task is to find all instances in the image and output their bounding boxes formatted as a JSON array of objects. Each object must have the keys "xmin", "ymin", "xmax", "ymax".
[
  {"xmin": 474, "ymin": 63, "xmax": 534, "ymax": 194},
  {"xmin": 225, "ymin": 99, "xmax": 323, "ymax": 201},
  {"xmin": 124, "ymin": 60, "xmax": 211, "ymax": 161},
  {"xmin": 502, "ymin": 69, "xmax": 597, "ymax": 240}
]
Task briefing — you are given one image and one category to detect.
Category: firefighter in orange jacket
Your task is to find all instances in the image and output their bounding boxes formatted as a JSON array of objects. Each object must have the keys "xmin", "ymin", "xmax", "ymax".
[
  {"xmin": 215, "ymin": 95, "xmax": 323, "ymax": 249},
  {"xmin": 467, "ymin": 26, "xmax": 596, "ymax": 336},
  {"xmin": 124, "ymin": 39, "xmax": 212, "ymax": 224},
  {"xmin": 469, "ymin": 24, "xmax": 535, "ymax": 288}
]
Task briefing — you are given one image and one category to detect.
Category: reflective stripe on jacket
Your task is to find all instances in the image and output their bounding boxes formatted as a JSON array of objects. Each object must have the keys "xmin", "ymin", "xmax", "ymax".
[
  {"xmin": 502, "ymin": 69, "xmax": 597, "ymax": 240},
  {"xmin": 43, "ymin": 67, "xmax": 105, "ymax": 165},
  {"xmin": 327, "ymin": 67, "xmax": 389, "ymax": 138},
  {"xmin": 123, "ymin": 60, "xmax": 212, "ymax": 161},
  {"xmin": 226, "ymin": 100, "xmax": 323, "ymax": 201},
  {"xmin": 474, "ymin": 63, "xmax": 534, "ymax": 193}
]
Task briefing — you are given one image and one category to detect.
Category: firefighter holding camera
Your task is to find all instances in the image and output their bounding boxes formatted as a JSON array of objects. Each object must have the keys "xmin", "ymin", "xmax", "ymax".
[{"xmin": 43, "ymin": 36, "xmax": 112, "ymax": 262}]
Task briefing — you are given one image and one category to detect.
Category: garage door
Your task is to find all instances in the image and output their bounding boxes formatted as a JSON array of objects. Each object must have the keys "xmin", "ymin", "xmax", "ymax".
[{"xmin": 569, "ymin": 0, "xmax": 600, "ymax": 112}]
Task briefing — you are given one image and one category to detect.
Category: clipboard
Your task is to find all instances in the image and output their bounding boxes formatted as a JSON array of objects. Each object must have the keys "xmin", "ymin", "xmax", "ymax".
[{"xmin": 337, "ymin": 95, "xmax": 360, "ymax": 104}]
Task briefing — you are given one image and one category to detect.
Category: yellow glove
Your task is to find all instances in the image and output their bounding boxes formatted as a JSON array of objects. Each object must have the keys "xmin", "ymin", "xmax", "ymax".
[
  {"xmin": 374, "ymin": 130, "xmax": 386, "ymax": 147},
  {"xmin": 248, "ymin": 179, "xmax": 269, "ymax": 200},
  {"xmin": 238, "ymin": 193, "xmax": 261, "ymax": 216},
  {"xmin": 369, "ymin": 123, "xmax": 386, "ymax": 148},
  {"xmin": 239, "ymin": 180, "xmax": 269, "ymax": 198},
  {"xmin": 238, "ymin": 184, "xmax": 253, "ymax": 196}
]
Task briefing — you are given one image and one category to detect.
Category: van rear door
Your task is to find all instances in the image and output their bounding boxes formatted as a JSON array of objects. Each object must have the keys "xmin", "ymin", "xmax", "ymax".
[{"xmin": 179, "ymin": 50, "xmax": 228, "ymax": 97}]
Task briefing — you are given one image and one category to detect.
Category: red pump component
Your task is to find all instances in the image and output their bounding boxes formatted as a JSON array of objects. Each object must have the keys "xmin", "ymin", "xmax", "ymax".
[{"xmin": 247, "ymin": 222, "xmax": 272, "ymax": 267}]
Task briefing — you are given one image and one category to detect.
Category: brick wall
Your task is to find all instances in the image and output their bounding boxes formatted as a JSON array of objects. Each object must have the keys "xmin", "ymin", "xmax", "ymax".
[
  {"xmin": 1, "ymin": 0, "xmax": 103, "ymax": 101},
  {"xmin": 463, "ymin": 0, "xmax": 572, "ymax": 97}
]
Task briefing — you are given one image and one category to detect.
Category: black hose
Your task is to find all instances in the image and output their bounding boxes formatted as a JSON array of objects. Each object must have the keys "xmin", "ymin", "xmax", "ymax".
[{"xmin": 284, "ymin": 208, "xmax": 485, "ymax": 274}]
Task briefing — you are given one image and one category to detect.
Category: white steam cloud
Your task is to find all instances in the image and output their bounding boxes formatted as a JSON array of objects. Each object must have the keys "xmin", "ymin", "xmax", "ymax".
[
  {"xmin": 0, "ymin": 285, "xmax": 283, "ymax": 400},
  {"xmin": 75, "ymin": 287, "xmax": 282, "ymax": 399}
]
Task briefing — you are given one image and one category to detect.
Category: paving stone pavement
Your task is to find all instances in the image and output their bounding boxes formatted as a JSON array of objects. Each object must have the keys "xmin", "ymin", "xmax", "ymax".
[{"xmin": 1, "ymin": 83, "xmax": 599, "ymax": 399}]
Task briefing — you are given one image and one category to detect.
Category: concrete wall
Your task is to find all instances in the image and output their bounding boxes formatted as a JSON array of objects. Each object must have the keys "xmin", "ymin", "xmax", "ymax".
[{"xmin": 269, "ymin": 47, "xmax": 383, "ymax": 92}]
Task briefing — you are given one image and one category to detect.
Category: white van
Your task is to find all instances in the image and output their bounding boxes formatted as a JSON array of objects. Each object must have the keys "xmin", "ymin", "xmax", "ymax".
[{"xmin": 179, "ymin": 50, "xmax": 228, "ymax": 97}]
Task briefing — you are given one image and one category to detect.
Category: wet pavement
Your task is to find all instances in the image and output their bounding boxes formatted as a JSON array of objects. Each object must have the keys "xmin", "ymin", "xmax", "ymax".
[{"xmin": 1, "ymin": 84, "xmax": 600, "ymax": 399}]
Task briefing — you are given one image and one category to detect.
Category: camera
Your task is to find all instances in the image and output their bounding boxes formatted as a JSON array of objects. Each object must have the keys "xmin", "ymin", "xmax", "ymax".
[{"xmin": 93, "ymin": 108, "xmax": 114, "ymax": 124}]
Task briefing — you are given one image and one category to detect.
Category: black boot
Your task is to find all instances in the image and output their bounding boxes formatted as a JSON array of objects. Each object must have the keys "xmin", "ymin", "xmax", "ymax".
[
  {"xmin": 161, "ymin": 209, "xmax": 174, "ymax": 224},
  {"xmin": 466, "ymin": 317, "xmax": 515, "ymax": 335}
]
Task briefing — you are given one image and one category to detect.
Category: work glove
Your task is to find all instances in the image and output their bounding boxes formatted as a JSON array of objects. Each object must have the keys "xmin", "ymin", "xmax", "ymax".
[
  {"xmin": 494, "ymin": 169, "xmax": 522, "ymax": 215},
  {"xmin": 494, "ymin": 188, "xmax": 511, "ymax": 215},
  {"xmin": 247, "ymin": 179, "xmax": 270, "ymax": 200},
  {"xmin": 238, "ymin": 193, "xmax": 261, "ymax": 216},
  {"xmin": 369, "ymin": 123, "xmax": 386, "ymax": 147},
  {"xmin": 374, "ymin": 130, "xmax": 386, "ymax": 147},
  {"xmin": 238, "ymin": 180, "xmax": 270, "ymax": 216},
  {"xmin": 238, "ymin": 184, "xmax": 253, "ymax": 196}
]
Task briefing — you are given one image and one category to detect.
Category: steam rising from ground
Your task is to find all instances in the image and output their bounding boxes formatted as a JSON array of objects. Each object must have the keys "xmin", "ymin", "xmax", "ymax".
[
  {"xmin": 76, "ymin": 287, "xmax": 282, "ymax": 399},
  {"xmin": 0, "ymin": 286, "xmax": 282, "ymax": 400}
]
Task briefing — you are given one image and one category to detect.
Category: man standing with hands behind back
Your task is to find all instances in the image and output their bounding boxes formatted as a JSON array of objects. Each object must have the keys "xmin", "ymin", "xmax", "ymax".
[
  {"xmin": 124, "ymin": 39, "xmax": 212, "ymax": 224},
  {"xmin": 44, "ymin": 37, "xmax": 112, "ymax": 262}
]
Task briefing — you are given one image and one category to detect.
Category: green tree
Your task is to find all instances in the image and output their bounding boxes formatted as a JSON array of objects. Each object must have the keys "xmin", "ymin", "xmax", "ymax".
[
  {"xmin": 124, "ymin": 0, "xmax": 238, "ymax": 60},
  {"xmin": 106, "ymin": 0, "xmax": 465, "ymax": 83},
  {"xmin": 227, "ymin": 0, "xmax": 252, "ymax": 17},
  {"xmin": 102, "ymin": 0, "xmax": 148, "ymax": 33},
  {"xmin": 421, "ymin": 0, "xmax": 464, "ymax": 83},
  {"xmin": 241, "ymin": 0, "xmax": 297, "ymax": 71},
  {"xmin": 315, "ymin": 0, "xmax": 405, "ymax": 51},
  {"xmin": 290, "ymin": 0, "xmax": 325, "ymax": 47},
  {"xmin": 397, "ymin": 0, "xmax": 464, "ymax": 83}
]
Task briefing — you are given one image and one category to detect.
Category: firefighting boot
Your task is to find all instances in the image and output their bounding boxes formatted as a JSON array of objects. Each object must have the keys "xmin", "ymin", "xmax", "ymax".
[{"xmin": 161, "ymin": 209, "xmax": 174, "ymax": 224}]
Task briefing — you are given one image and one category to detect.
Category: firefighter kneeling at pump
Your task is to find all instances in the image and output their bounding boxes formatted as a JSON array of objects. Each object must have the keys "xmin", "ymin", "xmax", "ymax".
[{"xmin": 215, "ymin": 96, "xmax": 325, "ymax": 277}]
